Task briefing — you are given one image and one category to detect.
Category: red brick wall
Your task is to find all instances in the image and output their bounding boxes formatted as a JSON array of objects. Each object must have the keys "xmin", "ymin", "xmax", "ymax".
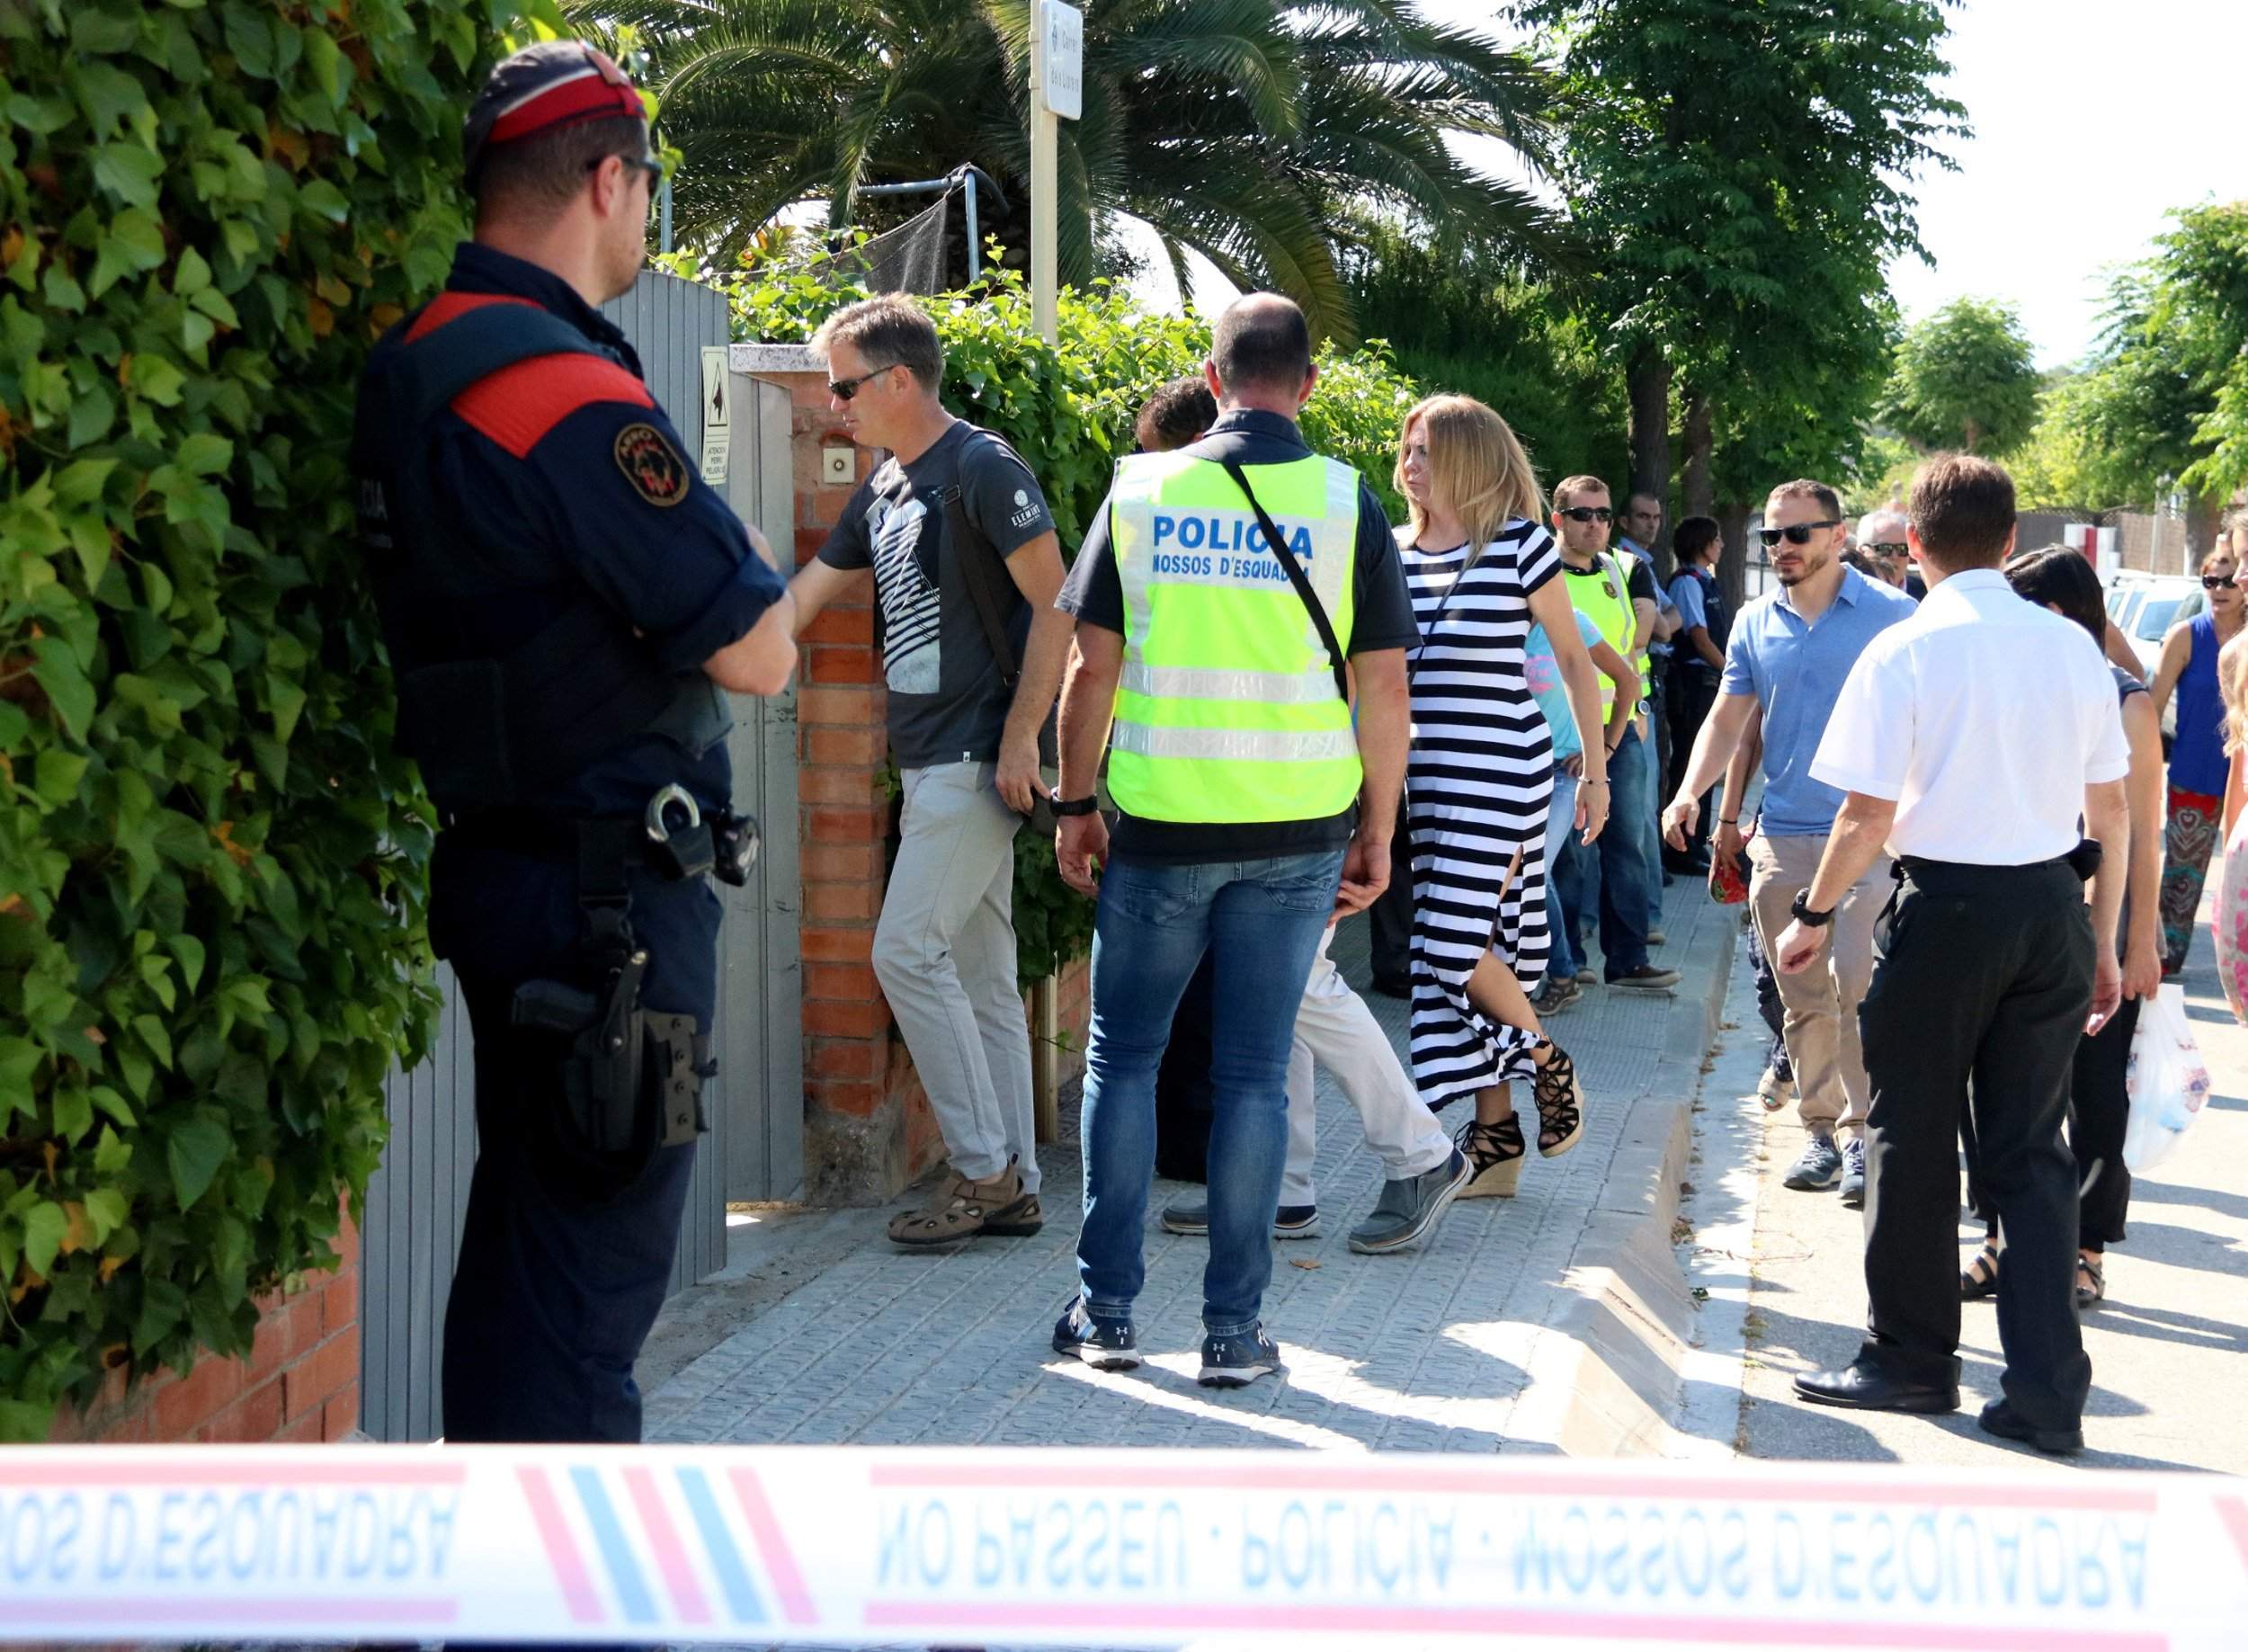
[{"xmin": 51, "ymin": 1213, "xmax": 362, "ymax": 1446}]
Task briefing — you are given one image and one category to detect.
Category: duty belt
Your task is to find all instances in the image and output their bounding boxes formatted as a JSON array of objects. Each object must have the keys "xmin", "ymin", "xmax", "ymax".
[{"xmin": 441, "ymin": 785, "xmax": 758, "ymax": 887}]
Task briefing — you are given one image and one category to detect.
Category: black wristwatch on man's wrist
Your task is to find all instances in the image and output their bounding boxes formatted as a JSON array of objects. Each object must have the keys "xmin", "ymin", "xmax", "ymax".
[
  {"xmin": 1789, "ymin": 889, "xmax": 1835, "ymax": 927},
  {"xmin": 1049, "ymin": 789, "xmax": 1099, "ymax": 818}
]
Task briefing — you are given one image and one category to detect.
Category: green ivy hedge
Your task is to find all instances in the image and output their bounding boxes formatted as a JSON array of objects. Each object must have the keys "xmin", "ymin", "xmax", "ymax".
[
  {"xmin": 0, "ymin": 0, "xmax": 549, "ymax": 1441},
  {"xmin": 718, "ymin": 255, "xmax": 1426, "ymax": 984}
]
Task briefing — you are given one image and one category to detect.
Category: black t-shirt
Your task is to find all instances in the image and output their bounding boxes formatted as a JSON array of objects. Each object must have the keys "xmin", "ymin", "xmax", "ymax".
[
  {"xmin": 817, "ymin": 421, "xmax": 1055, "ymax": 767},
  {"xmin": 1058, "ymin": 409, "xmax": 1417, "ymax": 862}
]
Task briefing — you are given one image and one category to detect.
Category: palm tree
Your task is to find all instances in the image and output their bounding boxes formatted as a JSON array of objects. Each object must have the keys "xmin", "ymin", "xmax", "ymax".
[{"xmin": 585, "ymin": 0, "xmax": 1560, "ymax": 341}]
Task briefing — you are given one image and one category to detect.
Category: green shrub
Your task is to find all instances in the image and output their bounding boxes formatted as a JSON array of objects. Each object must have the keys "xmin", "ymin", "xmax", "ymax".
[
  {"xmin": 721, "ymin": 258, "xmax": 1430, "ymax": 983},
  {"xmin": 0, "ymin": 0, "xmax": 540, "ymax": 1441}
]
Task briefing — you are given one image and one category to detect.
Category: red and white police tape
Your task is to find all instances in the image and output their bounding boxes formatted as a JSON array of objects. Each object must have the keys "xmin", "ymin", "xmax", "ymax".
[{"xmin": 3, "ymin": 1445, "xmax": 2245, "ymax": 1648}]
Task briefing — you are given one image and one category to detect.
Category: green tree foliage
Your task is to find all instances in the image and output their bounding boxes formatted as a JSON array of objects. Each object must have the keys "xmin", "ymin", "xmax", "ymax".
[
  {"xmin": 592, "ymin": 0, "xmax": 1561, "ymax": 341},
  {"xmin": 2051, "ymin": 201, "xmax": 2248, "ymax": 526},
  {"xmin": 0, "ymin": 0, "xmax": 541, "ymax": 1441},
  {"xmin": 1875, "ymin": 297, "xmax": 2038, "ymax": 454},
  {"xmin": 1343, "ymin": 219, "xmax": 1626, "ymax": 491},
  {"xmin": 721, "ymin": 254, "xmax": 1425, "ymax": 978},
  {"xmin": 1512, "ymin": 0, "xmax": 1961, "ymax": 518}
]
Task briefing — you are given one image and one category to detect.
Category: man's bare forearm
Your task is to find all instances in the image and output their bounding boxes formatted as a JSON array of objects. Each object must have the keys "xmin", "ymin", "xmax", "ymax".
[
  {"xmin": 1057, "ymin": 626, "xmax": 1121, "ymax": 798},
  {"xmin": 2084, "ymin": 779, "xmax": 2128, "ymax": 960},
  {"xmin": 1003, "ymin": 605, "xmax": 1073, "ymax": 746},
  {"xmin": 1802, "ymin": 792, "xmax": 1897, "ymax": 911},
  {"xmin": 1351, "ymin": 649, "xmax": 1408, "ymax": 844}
]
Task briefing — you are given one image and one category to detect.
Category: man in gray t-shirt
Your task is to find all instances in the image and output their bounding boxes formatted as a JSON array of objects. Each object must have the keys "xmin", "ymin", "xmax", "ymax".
[
  {"xmin": 816, "ymin": 418, "xmax": 1055, "ymax": 764},
  {"xmin": 790, "ymin": 299, "xmax": 1071, "ymax": 1249}
]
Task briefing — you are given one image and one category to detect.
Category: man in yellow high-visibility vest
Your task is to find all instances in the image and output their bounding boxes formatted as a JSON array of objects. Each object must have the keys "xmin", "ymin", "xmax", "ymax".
[{"xmin": 1047, "ymin": 294, "xmax": 1414, "ymax": 1387}]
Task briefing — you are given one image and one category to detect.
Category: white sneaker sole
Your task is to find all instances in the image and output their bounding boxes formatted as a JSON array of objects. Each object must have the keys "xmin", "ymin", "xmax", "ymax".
[{"xmin": 1197, "ymin": 1362, "xmax": 1280, "ymax": 1388}]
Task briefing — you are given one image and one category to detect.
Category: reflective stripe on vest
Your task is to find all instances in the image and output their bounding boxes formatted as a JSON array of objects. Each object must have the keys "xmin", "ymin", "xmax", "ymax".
[
  {"xmin": 1109, "ymin": 451, "xmax": 1361, "ymax": 823},
  {"xmin": 1566, "ymin": 551, "xmax": 1638, "ymax": 714}
]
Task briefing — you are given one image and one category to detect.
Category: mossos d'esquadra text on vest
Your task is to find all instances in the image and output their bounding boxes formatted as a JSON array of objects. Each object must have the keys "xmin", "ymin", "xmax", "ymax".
[{"xmin": 1148, "ymin": 505, "xmax": 1320, "ymax": 587}]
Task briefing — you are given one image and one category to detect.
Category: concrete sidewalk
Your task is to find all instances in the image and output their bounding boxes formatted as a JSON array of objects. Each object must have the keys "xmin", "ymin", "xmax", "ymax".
[
  {"xmin": 642, "ymin": 874, "xmax": 1734, "ymax": 1456},
  {"xmin": 1678, "ymin": 880, "xmax": 2248, "ymax": 1474}
]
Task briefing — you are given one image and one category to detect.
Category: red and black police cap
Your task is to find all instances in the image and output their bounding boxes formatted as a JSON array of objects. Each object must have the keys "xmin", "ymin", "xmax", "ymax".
[{"xmin": 464, "ymin": 40, "xmax": 648, "ymax": 186}]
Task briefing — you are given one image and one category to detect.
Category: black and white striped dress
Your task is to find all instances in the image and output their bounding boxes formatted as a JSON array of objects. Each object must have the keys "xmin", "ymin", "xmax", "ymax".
[{"xmin": 1404, "ymin": 521, "xmax": 1560, "ymax": 1107}]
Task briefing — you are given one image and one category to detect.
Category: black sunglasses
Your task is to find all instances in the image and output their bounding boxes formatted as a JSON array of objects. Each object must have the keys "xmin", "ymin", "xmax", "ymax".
[
  {"xmin": 1868, "ymin": 540, "xmax": 1909, "ymax": 558},
  {"xmin": 827, "ymin": 365, "xmax": 896, "ymax": 402},
  {"xmin": 1759, "ymin": 519, "xmax": 1842, "ymax": 549},
  {"xmin": 2203, "ymin": 574, "xmax": 2235, "ymax": 590},
  {"xmin": 1557, "ymin": 506, "xmax": 1613, "ymax": 523}
]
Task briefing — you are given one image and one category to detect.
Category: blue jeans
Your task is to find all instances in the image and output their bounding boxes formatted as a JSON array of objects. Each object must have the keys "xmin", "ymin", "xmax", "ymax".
[
  {"xmin": 1638, "ymin": 719, "xmax": 1664, "ymax": 929},
  {"xmin": 1077, "ymin": 849, "xmax": 1345, "ymax": 1335},
  {"xmin": 1542, "ymin": 771, "xmax": 1582, "ymax": 982},
  {"xmin": 1555, "ymin": 723, "xmax": 1654, "ymax": 978}
]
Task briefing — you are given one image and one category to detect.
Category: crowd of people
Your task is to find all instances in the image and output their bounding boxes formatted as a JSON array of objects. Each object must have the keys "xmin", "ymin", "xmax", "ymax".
[
  {"xmin": 361, "ymin": 40, "xmax": 2244, "ymax": 1457},
  {"xmin": 788, "ymin": 281, "xmax": 2243, "ymax": 1449}
]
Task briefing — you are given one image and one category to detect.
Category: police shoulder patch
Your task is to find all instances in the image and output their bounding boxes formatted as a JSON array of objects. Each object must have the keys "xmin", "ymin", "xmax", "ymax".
[{"xmin": 614, "ymin": 422, "xmax": 689, "ymax": 507}]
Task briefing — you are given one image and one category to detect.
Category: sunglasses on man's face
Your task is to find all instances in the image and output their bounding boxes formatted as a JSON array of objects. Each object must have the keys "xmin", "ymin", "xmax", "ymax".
[
  {"xmin": 1869, "ymin": 540, "xmax": 1909, "ymax": 558},
  {"xmin": 828, "ymin": 365, "xmax": 895, "ymax": 401},
  {"xmin": 1557, "ymin": 506, "xmax": 1613, "ymax": 523},
  {"xmin": 1759, "ymin": 519, "xmax": 1842, "ymax": 549}
]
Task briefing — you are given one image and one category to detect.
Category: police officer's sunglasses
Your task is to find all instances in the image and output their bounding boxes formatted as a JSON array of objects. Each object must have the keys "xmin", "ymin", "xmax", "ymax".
[
  {"xmin": 1557, "ymin": 506, "xmax": 1613, "ymax": 523},
  {"xmin": 828, "ymin": 365, "xmax": 897, "ymax": 401},
  {"xmin": 1759, "ymin": 519, "xmax": 1842, "ymax": 549}
]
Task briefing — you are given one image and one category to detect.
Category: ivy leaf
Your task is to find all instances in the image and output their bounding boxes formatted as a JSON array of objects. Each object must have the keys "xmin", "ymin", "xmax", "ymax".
[
  {"xmin": 0, "ymin": 1039, "xmax": 40, "ymax": 1105},
  {"xmin": 298, "ymin": 179, "xmax": 350, "ymax": 225},
  {"xmin": 165, "ymin": 934, "xmax": 207, "ymax": 992},
  {"xmin": 84, "ymin": 1189, "xmax": 129, "ymax": 1245},
  {"xmin": 176, "ymin": 433, "xmax": 233, "ymax": 476},
  {"xmin": 33, "ymin": 749, "xmax": 89, "ymax": 808},
  {"xmin": 165, "ymin": 1119, "xmax": 232, "ymax": 1211},
  {"xmin": 69, "ymin": 62, "xmax": 148, "ymax": 141},
  {"xmin": 93, "ymin": 144, "xmax": 165, "ymax": 210},
  {"xmin": 130, "ymin": 1013, "xmax": 174, "ymax": 1070},
  {"xmin": 0, "ymin": 1403, "xmax": 52, "ymax": 1446},
  {"xmin": 29, "ymin": 637, "xmax": 95, "ymax": 740},
  {"xmin": 23, "ymin": 1202, "xmax": 67, "ymax": 1278}
]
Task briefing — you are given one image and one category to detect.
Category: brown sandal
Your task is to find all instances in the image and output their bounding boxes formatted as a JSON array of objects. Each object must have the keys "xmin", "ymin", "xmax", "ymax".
[
  {"xmin": 888, "ymin": 1160, "xmax": 1037, "ymax": 1247},
  {"xmin": 1531, "ymin": 1041, "xmax": 1584, "ymax": 1157}
]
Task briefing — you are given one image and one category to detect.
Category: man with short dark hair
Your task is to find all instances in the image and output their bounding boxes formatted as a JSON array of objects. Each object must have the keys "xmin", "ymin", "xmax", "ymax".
[
  {"xmin": 353, "ymin": 41, "xmax": 797, "ymax": 1442},
  {"xmin": 1776, "ymin": 454, "xmax": 2128, "ymax": 1456},
  {"xmin": 1050, "ymin": 292, "xmax": 1417, "ymax": 1383},
  {"xmin": 1550, "ymin": 477, "xmax": 1676, "ymax": 992},
  {"xmin": 1662, "ymin": 479, "xmax": 1916, "ymax": 1205},
  {"xmin": 789, "ymin": 297, "xmax": 1071, "ymax": 1248}
]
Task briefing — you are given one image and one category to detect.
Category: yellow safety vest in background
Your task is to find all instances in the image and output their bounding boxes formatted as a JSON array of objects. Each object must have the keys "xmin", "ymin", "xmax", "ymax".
[
  {"xmin": 1108, "ymin": 451, "xmax": 1361, "ymax": 823},
  {"xmin": 1566, "ymin": 550, "xmax": 1640, "ymax": 715}
]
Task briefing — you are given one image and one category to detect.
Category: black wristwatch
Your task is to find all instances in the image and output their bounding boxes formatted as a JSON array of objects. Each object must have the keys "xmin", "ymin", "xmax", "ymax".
[
  {"xmin": 1049, "ymin": 790, "xmax": 1100, "ymax": 818},
  {"xmin": 1789, "ymin": 889, "xmax": 1835, "ymax": 927}
]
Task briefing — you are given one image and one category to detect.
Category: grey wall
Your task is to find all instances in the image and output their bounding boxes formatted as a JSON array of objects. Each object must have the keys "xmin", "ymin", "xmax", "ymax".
[{"xmin": 359, "ymin": 271, "xmax": 801, "ymax": 1440}]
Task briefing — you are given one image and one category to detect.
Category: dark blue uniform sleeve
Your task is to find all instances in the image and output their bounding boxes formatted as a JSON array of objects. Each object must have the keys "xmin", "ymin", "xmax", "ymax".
[{"xmin": 521, "ymin": 398, "xmax": 787, "ymax": 674}]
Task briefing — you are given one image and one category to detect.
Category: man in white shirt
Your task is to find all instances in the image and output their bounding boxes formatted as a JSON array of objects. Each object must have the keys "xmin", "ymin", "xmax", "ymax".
[{"xmin": 1773, "ymin": 453, "xmax": 2129, "ymax": 1458}]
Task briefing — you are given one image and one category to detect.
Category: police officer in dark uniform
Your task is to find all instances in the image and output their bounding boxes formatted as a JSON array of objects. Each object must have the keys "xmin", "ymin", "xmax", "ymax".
[{"xmin": 352, "ymin": 41, "xmax": 796, "ymax": 1443}]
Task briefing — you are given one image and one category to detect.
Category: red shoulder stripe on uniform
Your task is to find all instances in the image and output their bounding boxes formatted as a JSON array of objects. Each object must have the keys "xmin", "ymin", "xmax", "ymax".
[
  {"xmin": 404, "ymin": 290, "xmax": 542, "ymax": 344},
  {"xmin": 450, "ymin": 353, "xmax": 655, "ymax": 460}
]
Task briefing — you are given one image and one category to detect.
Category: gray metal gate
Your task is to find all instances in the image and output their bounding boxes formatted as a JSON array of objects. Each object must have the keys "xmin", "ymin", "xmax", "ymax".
[{"xmin": 358, "ymin": 270, "xmax": 803, "ymax": 1441}]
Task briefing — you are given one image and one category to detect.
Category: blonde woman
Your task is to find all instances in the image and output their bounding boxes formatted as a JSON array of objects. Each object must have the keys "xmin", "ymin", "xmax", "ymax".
[{"xmin": 1396, "ymin": 396, "xmax": 1609, "ymax": 1194}]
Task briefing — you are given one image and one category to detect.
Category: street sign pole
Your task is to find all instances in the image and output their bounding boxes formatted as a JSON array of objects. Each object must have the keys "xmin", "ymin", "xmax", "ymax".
[{"xmin": 1028, "ymin": 0, "xmax": 1081, "ymax": 346}]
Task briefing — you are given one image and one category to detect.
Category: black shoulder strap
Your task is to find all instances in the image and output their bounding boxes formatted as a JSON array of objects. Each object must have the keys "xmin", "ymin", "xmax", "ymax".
[
  {"xmin": 1218, "ymin": 458, "xmax": 1350, "ymax": 703},
  {"xmin": 939, "ymin": 484, "xmax": 1021, "ymax": 688}
]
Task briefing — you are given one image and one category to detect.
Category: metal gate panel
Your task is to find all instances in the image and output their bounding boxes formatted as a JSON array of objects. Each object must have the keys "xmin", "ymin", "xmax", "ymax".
[{"xmin": 358, "ymin": 269, "xmax": 798, "ymax": 1437}]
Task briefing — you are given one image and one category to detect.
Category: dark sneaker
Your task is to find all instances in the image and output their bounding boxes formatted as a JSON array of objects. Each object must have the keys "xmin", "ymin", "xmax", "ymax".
[
  {"xmin": 1530, "ymin": 976, "xmax": 1581, "ymax": 1016},
  {"xmin": 1839, "ymin": 1139, "xmax": 1868, "ymax": 1209},
  {"xmin": 1606, "ymin": 963, "xmax": 1682, "ymax": 992},
  {"xmin": 1161, "ymin": 1199, "xmax": 1319, "ymax": 1239},
  {"xmin": 1198, "ymin": 1325, "xmax": 1285, "ymax": 1389},
  {"xmin": 1784, "ymin": 1135, "xmax": 1843, "ymax": 1191},
  {"xmin": 1348, "ymin": 1148, "xmax": 1471, "ymax": 1255},
  {"xmin": 1370, "ymin": 973, "xmax": 1412, "ymax": 1000},
  {"xmin": 1051, "ymin": 1299, "xmax": 1139, "ymax": 1371}
]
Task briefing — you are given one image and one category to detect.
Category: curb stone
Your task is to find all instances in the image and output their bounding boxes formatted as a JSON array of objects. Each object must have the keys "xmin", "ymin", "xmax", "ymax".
[{"xmin": 1501, "ymin": 901, "xmax": 1740, "ymax": 1457}]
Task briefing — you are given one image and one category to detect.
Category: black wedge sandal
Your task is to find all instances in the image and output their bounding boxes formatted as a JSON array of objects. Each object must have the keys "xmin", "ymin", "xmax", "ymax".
[
  {"xmin": 1456, "ymin": 1116, "xmax": 1526, "ymax": 1199},
  {"xmin": 1959, "ymin": 1243, "xmax": 2000, "ymax": 1301},
  {"xmin": 1530, "ymin": 1040, "xmax": 1584, "ymax": 1158}
]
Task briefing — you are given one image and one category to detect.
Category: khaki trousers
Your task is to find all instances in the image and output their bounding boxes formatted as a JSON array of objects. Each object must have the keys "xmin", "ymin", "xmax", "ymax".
[{"xmin": 1747, "ymin": 830, "xmax": 1889, "ymax": 1143}]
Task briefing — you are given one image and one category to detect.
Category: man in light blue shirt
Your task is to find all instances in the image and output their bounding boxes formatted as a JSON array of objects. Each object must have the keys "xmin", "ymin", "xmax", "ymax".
[{"xmin": 1660, "ymin": 479, "xmax": 1917, "ymax": 1206}]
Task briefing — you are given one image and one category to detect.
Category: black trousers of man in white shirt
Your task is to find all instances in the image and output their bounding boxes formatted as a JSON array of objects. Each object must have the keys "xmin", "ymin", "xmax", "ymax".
[{"xmin": 1855, "ymin": 855, "xmax": 2095, "ymax": 1433}]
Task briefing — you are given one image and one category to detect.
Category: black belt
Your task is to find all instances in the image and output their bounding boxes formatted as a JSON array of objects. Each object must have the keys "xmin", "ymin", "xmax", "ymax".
[
  {"xmin": 441, "ymin": 808, "xmax": 720, "ymax": 880},
  {"xmin": 1896, "ymin": 842, "xmax": 2100, "ymax": 890}
]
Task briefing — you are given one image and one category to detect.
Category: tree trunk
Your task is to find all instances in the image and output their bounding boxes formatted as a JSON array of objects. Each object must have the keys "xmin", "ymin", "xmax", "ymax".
[
  {"xmin": 1682, "ymin": 390, "xmax": 1715, "ymax": 520},
  {"xmin": 1717, "ymin": 499, "xmax": 1753, "ymax": 612},
  {"xmin": 1627, "ymin": 343, "xmax": 1673, "ymax": 522}
]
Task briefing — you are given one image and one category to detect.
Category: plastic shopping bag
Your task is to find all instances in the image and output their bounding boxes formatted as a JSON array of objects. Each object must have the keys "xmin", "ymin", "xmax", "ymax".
[{"xmin": 2121, "ymin": 984, "xmax": 2211, "ymax": 1172}]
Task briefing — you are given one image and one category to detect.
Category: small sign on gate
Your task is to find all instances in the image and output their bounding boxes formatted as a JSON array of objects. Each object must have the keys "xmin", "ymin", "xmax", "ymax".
[{"xmin": 698, "ymin": 344, "xmax": 731, "ymax": 485}]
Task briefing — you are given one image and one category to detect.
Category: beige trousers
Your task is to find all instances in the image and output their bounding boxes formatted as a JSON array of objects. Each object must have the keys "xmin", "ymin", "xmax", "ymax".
[{"xmin": 1747, "ymin": 830, "xmax": 1890, "ymax": 1143}]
